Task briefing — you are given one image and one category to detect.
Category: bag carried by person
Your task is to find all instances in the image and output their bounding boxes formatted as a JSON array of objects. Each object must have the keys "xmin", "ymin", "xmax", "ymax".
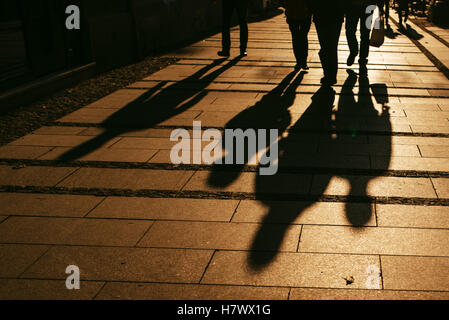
[{"xmin": 370, "ymin": 13, "xmax": 385, "ymax": 47}]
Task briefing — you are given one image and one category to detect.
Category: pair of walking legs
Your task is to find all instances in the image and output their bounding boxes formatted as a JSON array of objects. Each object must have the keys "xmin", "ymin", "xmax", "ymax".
[
  {"xmin": 397, "ymin": 0, "xmax": 409, "ymax": 26},
  {"xmin": 345, "ymin": 5, "xmax": 375, "ymax": 75},
  {"xmin": 314, "ymin": 17, "xmax": 343, "ymax": 86},
  {"xmin": 219, "ymin": 0, "xmax": 249, "ymax": 56},
  {"xmin": 287, "ymin": 16, "xmax": 312, "ymax": 70}
]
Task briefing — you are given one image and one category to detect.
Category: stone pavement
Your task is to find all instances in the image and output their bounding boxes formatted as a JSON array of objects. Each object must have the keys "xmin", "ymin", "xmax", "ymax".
[{"xmin": 1, "ymin": 11, "xmax": 449, "ymax": 300}]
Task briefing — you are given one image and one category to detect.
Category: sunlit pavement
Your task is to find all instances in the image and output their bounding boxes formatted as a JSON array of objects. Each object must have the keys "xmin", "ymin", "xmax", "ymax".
[{"xmin": 1, "ymin": 10, "xmax": 449, "ymax": 300}]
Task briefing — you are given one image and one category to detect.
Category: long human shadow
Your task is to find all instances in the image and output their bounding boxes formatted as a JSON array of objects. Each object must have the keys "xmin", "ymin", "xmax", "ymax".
[
  {"xmin": 58, "ymin": 56, "xmax": 243, "ymax": 161},
  {"xmin": 400, "ymin": 23, "xmax": 424, "ymax": 40},
  {"xmin": 245, "ymin": 70, "xmax": 392, "ymax": 271},
  {"xmin": 207, "ymin": 69, "xmax": 307, "ymax": 187}
]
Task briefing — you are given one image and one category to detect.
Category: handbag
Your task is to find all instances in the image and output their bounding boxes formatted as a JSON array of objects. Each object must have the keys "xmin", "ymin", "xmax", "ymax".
[{"xmin": 370, "ymin": 14, "xmax": 385, "ymax": 47}]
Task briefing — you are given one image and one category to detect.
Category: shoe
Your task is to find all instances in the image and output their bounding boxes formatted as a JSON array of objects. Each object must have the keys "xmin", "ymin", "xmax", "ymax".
[
  {"xmin": 217, "ymin": 50, "xmax": 230, "ymax": 57},
  {"xmin": 347, "ymin": 53, "xmax": 357, "ymax": 66},
  {"xmin": 295, "ymin": 63, "xmax": 309, "ymax": 71},
  {"xmin": 320, "ymin": 76, "xmax": 337, "ymax": 87}
]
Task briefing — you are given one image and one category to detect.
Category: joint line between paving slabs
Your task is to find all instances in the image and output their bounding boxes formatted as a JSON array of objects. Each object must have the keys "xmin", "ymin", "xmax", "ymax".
[
  {"xmin": 17, "ymin": 244, "xmax": 54, "ymax": 279},
  {"xmin": 84, "ymin": 196, "xmax": 108, "ymax": 218},
  {"xmin": 53, "ymin": 167, "xmax": 81, "ymax": 187},
  {"xmin": 199, "ymin": 250, "xmax": 216, "ymax": 284},
  {"xmin": 134, "ymin": 222, "xmax": 156, "ymax": 247},
  {"xmin": 92, "ymin": 282, "xmax": 108, "ymax": 300},
  {"xmin": 178, "ymin": 170, "xmax": 198, "ymax": 193},
  {"xmin": 429, "ymin": 178, "xmax": 440, "ymax": 199},
  {"xmin": 378, "ymin": 255, "xmax": 385, "ymax": 290},
  {"xmin": 229, "ymin": 200, "xmax": 242, "ymax": 223},
  {"xmin": 296, "ymin": 225, "xmax": 304, "ymax": 253}
]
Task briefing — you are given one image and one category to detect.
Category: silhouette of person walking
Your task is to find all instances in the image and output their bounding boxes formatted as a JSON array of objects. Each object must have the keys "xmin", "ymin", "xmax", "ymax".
[
  {"xmin": 306, "ymin": 0, "xmax": 347, "ymax": 86},
  {"xmin": 247, "ymin": 72, "xmax": 392, "ymax": 270},
  {"xmin": 345, "ymin": 1, "xmax": 384, "ymax": 76},
  {"xmin": 281, "ymin": 0, "xmax": 312, "ymax": 71},
  {"xmin": 215, "ymin": 0, "xmax": 250, "ymax": 57},
  {"xmin": 397, "ymin": 0, "xmax": 410, "ymax": 30}
]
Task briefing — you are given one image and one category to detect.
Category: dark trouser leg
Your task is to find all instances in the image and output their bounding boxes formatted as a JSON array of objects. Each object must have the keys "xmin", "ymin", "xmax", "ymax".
[
  {"xmin": 299, "ymin": 17, "xmax": 312, "ymax": 65},
  {"xmin": 222, "ymin": 0, "xmax": 235, "ymax": 51},
  {"xmin": 315, "ymin": 18, "xmax": 343, "ymax": 84},
  {"xmin": 345, "ymin": 9, "xmax": 359, "ymax": 56},
  {"xmin": 385, "ymin": 2, "xmax": 390, "ymax": 22},
  {"xmin": 404, "ymin": 4, "xmax": 409, "ymax": 22},
  {"xmin": 236, "ymin": 0, "xmax": 249, "ymax": 51},
  {"xmin": 288, "ymin": 20, "xmax": 302, "ymax": 63},
  {"xmin": 288, "ymin": 18, "xmax": 311, "ymax": 66},
  {"xmin": 359, "ymin": 7, "xmax": 372, "ymax": 65}
]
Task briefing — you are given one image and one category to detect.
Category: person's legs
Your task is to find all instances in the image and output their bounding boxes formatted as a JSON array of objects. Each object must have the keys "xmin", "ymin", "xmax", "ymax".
[
  {"xmin": 404, "ymin": 1, "xmax": 409, "ymax": 23},
  {"xmin": 315, "ymin": 18, "xmax": 342, "ymax": 85},
  {"xmin": 289, "ymin": 17, "xmax": 311, "ymax": 69},
  {"xmin": 220, "ymin": 0, "xmax": 235, "ymax": 55},
  {"xmin": 236, "ymin": 0, "xmax": 249, "ymax": 54},
  {"xmin": 359, "ymin": 5, "xmax": 373, "ymax": 67},
  {"xmin": 288, "ymin": 19, "xmax": 302, "ymax": 67},
  {"xmin": 345, "ymin": 7, "xmax": 359, "ymax": 66},
  {"xmin": 398, "ymin": 0, "xmax": 407, "ymax": 26},
  {"xmin": 298, "ymin": 16, "xmax": 312, "ymax": 68},
  {"xmin": 329, "ymin": 20, "xmax": 343, "ymax": 82}
]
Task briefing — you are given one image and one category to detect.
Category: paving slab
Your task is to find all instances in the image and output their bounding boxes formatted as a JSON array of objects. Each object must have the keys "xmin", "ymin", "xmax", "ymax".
[
  {"xmin": 96, "ymin": 283, "xmax": 289, "ymax": 300},
  {"xmin": 0, "ymin": 279, "xmax": 104, "ymax": 300},
  {"xmin": 311, "ymin": 175, "xmax": 437, "ymax": 198},
  {"xmin": 289, "ymin": 287, "xmax": 449, "ymax": 300},
  {"xmin": 0, "ymin": 166, "xmax": 78, "ymax": 187},
  {"xmin": 38, "ymin": 147, "xmax": 158, "ymax": 163},
  {"xmin": 232, "ymin": 200, "xmax": 376, "ymax": 227},
  {"xmin": 431, "ymin": 178, "xmax": 449, "ymax": 198},
  {"xmin": 137, "ymin": 221, "xmax": 301, "ymax": 252},
  {"xmin": 23, "ymin": 246, "xmax": 213, "ymax": 283},
  {"xmin": 372, "ymin": 156, "xmax": 449, "ymax": 172},
  {"xmin": 376, "ymin": 204, "xmax": 449, "ymax": 229},
  {"xmin": 184, "ymin": 171, "xmax": 312, "ymax": 195},
  {"xmin": 57, "ymin": 168, "xmax": 194, "ymax": 191},
  {"xmin": 88, "ymin": 197, "xmax": 239, "ymax": 222},
  {"xmin": 0, "ymin": 244, "xmax": 49, "ymax": 278},
  {"xmin": 0, "ymin": 193, "xmax": 104, "ymax": 217},
  {"xmin": 201, "ymin": 251, "xmax": 380, "ymax": 289},
  {"xmin": 382, "ymin": 256, "xmax": 449, "ymax": 291},
  {"xmin": 0, "ymin": 146, "xmax": 53, "ymax": 159},
  {"xmin": 0, "ymin": 217, "xmax": 152, "ymax": 247},
  {"xmin": 299, "ymin": 225, "xmax": 449, "ymax": 257}
]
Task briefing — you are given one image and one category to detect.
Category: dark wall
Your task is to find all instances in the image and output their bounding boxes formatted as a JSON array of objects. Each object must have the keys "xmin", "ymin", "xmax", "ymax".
[
  {"xmin": 130, "ymin": 0, "xmax": 222, "ymax": 57},
  {"xmin": 1, "ymin": 0, "xmax": 275, "ymax": 91}
]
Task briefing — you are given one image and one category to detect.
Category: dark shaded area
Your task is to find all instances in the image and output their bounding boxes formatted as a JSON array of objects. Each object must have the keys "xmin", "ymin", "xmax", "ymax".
[
  {"xmin": 400, "ymin": 23, "xmax": 424, "ymax": 40},
  {"xmin": 207, "ymin": 69, "xmax": 306, "ymax": 186},
  {"xmin": 57, "ymin": 56, "xmax": 243, "ymax": 161},
  {"xmin": 385, "ymin": 24, "xmax": 401, "ymax": 39},
  {"xmin": 0, "ymin": 56, "xmax": 176, "ymax": 146},
  {"xmin": 207, "ymin": 70, "xmax": 392, "ymax": 271}
]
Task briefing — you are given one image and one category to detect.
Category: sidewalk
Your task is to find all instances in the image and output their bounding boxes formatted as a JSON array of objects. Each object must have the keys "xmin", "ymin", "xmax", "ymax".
[{"xmin": 1, "ymin": 11, "xmax": 449, "ymax": 300}]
